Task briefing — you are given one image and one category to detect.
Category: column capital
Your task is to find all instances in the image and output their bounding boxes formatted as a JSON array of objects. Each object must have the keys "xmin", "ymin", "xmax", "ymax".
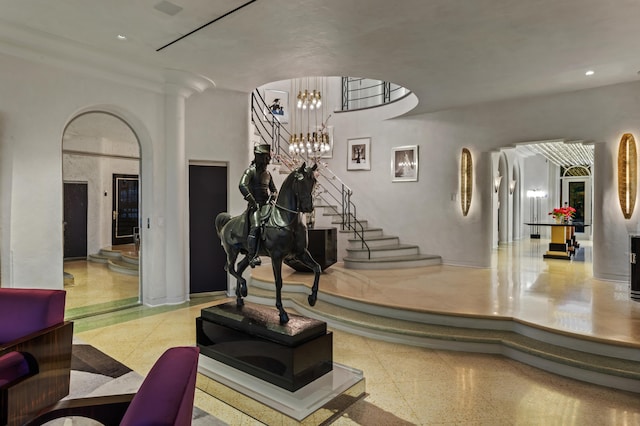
[{"xmin": 163, "ymin": 69, "xmax": 215, "ymax": 98}]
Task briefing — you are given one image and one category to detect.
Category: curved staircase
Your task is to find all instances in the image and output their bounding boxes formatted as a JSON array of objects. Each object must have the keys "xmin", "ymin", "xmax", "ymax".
[
  {"xmin": 88, "ymin": 247, "xmax": 139, "ymax": 276},
  {"xmin": 314, "ymin": 202, "xmax": 441, "ymax": 269}
]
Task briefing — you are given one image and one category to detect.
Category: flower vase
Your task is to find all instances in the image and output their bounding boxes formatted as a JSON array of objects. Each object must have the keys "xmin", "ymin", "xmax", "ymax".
[{"xmin": 554, "ymin": 216, "xmax": 562, "ymax": 224}]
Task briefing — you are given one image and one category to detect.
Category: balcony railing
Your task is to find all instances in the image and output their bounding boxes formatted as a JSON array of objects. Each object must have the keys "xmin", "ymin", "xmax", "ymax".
[{"xmin": 341, "ymin": 77, "xmax": 411, "ymax": 111}]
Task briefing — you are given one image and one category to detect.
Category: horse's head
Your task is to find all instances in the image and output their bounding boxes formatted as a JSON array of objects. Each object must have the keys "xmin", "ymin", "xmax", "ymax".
[{"xmin": 292, "ymin": 162, "xmax": 318, "ymax": 213}]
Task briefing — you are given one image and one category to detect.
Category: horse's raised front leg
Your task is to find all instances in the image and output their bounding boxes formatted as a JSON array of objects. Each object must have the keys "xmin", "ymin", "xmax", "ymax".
[
  {"xmin": 270, "ymin": 256, "xmax": 289, "ymax": 324},
  {"xmin": 297, "ymin": 249, "xmax": 321, "ymax": 306}
]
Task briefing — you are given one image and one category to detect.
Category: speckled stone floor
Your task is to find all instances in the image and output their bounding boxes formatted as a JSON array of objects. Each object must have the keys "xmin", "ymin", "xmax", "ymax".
[{"xmin": 67, "ymin": 238, "xmax": 640, "ymax": 425}]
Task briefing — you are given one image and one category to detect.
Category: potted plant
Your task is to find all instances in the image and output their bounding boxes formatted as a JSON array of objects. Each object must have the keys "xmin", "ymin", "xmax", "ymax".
[{"xmin": 549, "ymin": 205, "xmax": 576, "ymax": 223}]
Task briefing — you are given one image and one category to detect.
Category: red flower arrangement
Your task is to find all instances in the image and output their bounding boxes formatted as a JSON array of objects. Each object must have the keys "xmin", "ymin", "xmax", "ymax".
[{"xmin": 549, "ymin": 206, "xmax": 576, "ymax": 221}]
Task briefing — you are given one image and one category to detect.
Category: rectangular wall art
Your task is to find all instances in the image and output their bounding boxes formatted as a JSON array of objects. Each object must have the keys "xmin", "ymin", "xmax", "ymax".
[
  {"xmin": 263, "ymin": 89, "xmax": 289, "ymax": 123},
  {"xmin": 391, "ymin": 145, "xmax": 419, "ymax": 182},
  {"xmin": 347, "ymin": 137, "xmax": 371, "ymax": 170}
]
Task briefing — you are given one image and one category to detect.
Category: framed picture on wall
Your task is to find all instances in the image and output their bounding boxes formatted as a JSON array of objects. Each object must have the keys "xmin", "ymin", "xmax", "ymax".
[
  {"xmin": 347, "ymin": 137, "xmax": 371, "ymax": 170},
  {"xmin": 391, "ymin": 145, "xmax": 418, "ymax": 182},
  {"xmin": 263, "ymin": 89, "xmax": 289, "ymax": 123}
]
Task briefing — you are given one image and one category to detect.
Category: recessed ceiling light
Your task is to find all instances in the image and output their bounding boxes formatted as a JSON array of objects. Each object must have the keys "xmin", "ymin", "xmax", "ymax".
[
  {"xmin": 117, "ymin": 34, "xmax": 127, "ymax": 41},
  {"xmin": 585, "ymin": 70, "xmax": 595, "ymax": 76}
]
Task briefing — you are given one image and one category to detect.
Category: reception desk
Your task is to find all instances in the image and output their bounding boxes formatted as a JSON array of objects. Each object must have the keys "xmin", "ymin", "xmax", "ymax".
[{"xmin": 525, "ymin": 222, "xmax": 588, "ymax": 260}]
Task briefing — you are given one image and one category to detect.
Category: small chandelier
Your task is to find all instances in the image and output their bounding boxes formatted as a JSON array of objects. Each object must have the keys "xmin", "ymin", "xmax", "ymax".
[
  {"xmin": 288, "ymin": 130, "xmax": 330, "ymax": 157},
  {"xmin": 289, "ymin": 77, "xmax": 330, "ymax": 160},
  {"xmin": 296, "ymin": 89, "xmax": 322, "ymax": 110}
]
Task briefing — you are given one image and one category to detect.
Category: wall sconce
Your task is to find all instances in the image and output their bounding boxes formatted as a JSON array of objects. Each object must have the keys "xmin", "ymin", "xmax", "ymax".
[
  {"xmin": 494, "ymin": 175, "xmax": 502, "ymax": 193},
  {"xmin": 509, "ymin": 179, "xmax": 516, "ymax": 195},
  {"xmin": 618, "ymin": 133, "xmax": 637, "ymax": 219},
  {"xmin": 460, "ymin": 148, "xmax": 472, "ymax": 216}
]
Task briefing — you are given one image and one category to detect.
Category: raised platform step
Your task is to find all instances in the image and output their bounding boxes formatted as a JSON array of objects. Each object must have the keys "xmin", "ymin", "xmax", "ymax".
[
  {"xmin": 344, "ymin": 253, "xmax": 442, "ymax": 269},
  {"xmin": 87, "ymin": 253, "xmax": 109, "ymax": 264},
  {"xmin": 346, "ymin": 243, "xmax": 420, "ymax": 259},
  {"xmin": 107, "ymin": 259, "xmax": 139, "ymax": 276},
  {"xmin": 246, "ymin": 277, "xmax": 640, "ymax": 394},
  {"xmin": 89, "ymin": 246, "xmax": 139, "ymax": 275}
]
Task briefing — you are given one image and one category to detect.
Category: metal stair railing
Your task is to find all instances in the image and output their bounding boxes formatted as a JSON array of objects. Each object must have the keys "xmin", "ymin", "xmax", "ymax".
[{"xmin": 251, "ymin": 90, "xmax": 371, "ymax": 258}]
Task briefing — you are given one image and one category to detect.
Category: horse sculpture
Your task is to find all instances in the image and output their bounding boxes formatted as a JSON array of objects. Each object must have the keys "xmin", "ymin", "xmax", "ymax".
[{"xmin": 215, "ymin": 162, "xmax": 320, "ymax": 324}]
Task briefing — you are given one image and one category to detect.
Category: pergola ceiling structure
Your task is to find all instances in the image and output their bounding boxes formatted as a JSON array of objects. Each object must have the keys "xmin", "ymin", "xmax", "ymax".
[{"xmin": 516, "ymin": 141, "xmax": 594, "ymax": 172}]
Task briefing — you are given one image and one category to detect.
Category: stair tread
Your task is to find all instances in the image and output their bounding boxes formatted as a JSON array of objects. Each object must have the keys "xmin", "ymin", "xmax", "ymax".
[
  {"xmin": 343, "ymin": 253, "xmax": 441, "ymax": 263},
  {"xmin": 346, "ymin": 243, "xmax": 418, "ymax": 252},
  {"xmin": 348, "ymin": 235, "xmax": 398, "ymax": 242},
  {"xmin": 339, "ymin": 227, "xmax": 383, "ymax": 233}
]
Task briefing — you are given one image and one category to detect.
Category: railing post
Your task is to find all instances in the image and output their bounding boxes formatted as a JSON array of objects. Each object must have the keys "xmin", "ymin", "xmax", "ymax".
[{"xmin": 341, "ymin": 77, "xmax": 349, "ymax": 111}]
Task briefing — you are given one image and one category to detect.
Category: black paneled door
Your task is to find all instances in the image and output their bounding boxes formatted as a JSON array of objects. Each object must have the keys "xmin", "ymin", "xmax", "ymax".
[
  {"xmin": 63, "ymin": 182, "xmax": 88, "ymax": 259},
  {"xmin": 189, "ymin": 164, "xmax": 228, "ymax": 294}
]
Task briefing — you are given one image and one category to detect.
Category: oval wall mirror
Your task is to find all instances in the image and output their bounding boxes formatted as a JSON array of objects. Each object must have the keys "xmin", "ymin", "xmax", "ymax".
[
  {"xmin": 460, "ymin": 148, "xmax": 472, "ymax": 216},
  {"xmin": 618, "ymin": 133, "xmax": 637, "ymax": 219}
]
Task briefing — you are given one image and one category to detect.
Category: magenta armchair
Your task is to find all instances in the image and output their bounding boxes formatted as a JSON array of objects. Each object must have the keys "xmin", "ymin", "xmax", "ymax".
[
  {"xmin": 28, "ymin": 346, "xmax": 200, "ymax": 426},
  {"xmin": 0, "ymin": 288, "xmax": 73, "ymax": 426}
]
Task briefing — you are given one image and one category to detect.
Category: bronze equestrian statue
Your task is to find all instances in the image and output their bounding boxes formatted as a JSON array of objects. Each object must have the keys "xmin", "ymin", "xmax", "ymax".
[{"xmin": 216, "ymin": 161, "xmax": 321, "ymax": 324}]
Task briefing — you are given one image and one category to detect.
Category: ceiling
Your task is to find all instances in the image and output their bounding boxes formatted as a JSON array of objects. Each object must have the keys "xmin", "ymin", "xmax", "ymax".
[{"xmin": 1, "ymin": 0, "xmax": 640, "ymax": 116}]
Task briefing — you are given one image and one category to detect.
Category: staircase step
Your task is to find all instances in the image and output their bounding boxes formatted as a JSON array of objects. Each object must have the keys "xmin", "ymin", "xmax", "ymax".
[
  {"xmin": 331, "ymin": 218, "xmax": 368, "ymax": 229},
  {"xmin": 339, "ymin": 227, "xmax": 383, "ymax": 238},
  {"xmin": 346, "ymin": 243, "xmax": 420, "ymax": 259},
  {"xmin": 343, "ymin": 253, "xmax": 442, "ymax": 269},
  {"xmin": 348, "ymin": 235, "xmax": 400, "ymax": 248}
]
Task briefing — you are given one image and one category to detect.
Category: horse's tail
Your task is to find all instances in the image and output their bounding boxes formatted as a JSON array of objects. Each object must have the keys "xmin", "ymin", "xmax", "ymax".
[{"xmin": 215, "ymin": 212, "xmax": 232, "ymax": 237}]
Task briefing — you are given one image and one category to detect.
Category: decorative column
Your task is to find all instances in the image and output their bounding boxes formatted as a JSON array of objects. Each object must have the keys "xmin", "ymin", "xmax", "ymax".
[{"xmin": 162, "ymin": 70, "xmax": 214, "ymax": 304}]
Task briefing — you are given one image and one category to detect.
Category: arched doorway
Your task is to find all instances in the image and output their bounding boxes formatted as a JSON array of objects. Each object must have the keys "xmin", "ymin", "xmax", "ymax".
[{"xmin": 62, "ymin": 111, "xmax": 141, "ymax": 315}]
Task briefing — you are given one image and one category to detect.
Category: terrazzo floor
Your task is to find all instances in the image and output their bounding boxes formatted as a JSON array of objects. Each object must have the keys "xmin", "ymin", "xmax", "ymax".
[{"xmin": 67, "ymin": 238, "xmax": 640, "ymax": 425}]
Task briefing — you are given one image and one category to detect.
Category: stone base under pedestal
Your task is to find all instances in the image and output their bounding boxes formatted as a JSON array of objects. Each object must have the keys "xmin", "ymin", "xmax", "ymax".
[{"xmin": 197, "ymin": 356, "xmax": 365, "ymax": 424}]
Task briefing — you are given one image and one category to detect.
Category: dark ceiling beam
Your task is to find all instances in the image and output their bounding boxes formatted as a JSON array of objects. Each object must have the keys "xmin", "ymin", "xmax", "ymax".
[{"xmin": 156, "ymin": 0, "xmax": 258, "ymax": 52}]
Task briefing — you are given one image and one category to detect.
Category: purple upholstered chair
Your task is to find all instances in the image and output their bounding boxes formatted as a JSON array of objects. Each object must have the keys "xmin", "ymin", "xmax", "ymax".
[
  {"xmin": 0, "ymin": 288, "xmax": 73, "ymax": 426},
  {"xmin": 27, "ymin": 346, "xmax": 200, "ymax": 426}
]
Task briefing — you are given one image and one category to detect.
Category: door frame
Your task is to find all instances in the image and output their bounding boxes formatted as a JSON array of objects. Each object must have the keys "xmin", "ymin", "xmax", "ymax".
[
  {"xmin": 112, "ymin": 174, "xmax": 139, "ymax": 246},
  {"xmin": 63, "ymin": 181, "xmax": 88, "ymax": 260},
  {"xmin": 561, "ymin": 174, "xmax": 592, "ymax": 238}
]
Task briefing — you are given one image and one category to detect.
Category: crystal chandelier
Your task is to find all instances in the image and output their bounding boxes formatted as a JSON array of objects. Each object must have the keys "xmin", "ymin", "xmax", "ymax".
[{"xmin": 289, "ymin": 77, "xmax": 331, "ymax": 159}]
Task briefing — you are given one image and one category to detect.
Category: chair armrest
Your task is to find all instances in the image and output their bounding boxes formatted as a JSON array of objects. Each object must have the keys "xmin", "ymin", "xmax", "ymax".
[
  {"xmin": 0, "ymin": 322, "xmax": 73, "ymax": 426},
  {"xmin": 25, "ymin": 393, "xmax": 135, "ymax": 426},
  {"xmin": 0, "ymin": 322, "xmax": 73, "ymax": 357}
]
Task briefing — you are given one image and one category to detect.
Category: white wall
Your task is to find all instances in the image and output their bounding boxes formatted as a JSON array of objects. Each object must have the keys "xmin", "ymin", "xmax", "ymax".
[
  {"xmin": 2, "ymin": 51, "xmax": 639, "ymax": 297},
  {"xmin": 263, "ymin": 77, "xmax": 640, "ymax": 277},
  {"xmin": 0, "ymin": 51, "xmax": 251, "ymax": 305}
]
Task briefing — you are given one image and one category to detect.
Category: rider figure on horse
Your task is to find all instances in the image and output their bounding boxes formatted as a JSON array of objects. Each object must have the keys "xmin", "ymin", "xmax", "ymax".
[{"xmin": 239, "ymin": 143, "xmax": 277, "ymax": 268}]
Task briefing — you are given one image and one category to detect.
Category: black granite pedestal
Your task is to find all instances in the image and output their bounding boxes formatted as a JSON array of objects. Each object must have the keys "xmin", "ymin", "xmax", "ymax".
[{"xmin": 196, "ymin": 302, "xmax": 333, "ymax": 392}]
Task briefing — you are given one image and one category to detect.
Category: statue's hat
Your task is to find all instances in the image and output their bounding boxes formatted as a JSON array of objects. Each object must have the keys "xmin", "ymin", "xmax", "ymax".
[{"xmin": 254, "ymin": 144, "xmax": 271, "ymax": 155}]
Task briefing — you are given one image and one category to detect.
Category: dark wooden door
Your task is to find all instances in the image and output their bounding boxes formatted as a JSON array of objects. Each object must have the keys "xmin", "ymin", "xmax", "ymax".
[
  {"xmin": 112, "ymin": 174, "xmax": 139, "ymax": 245},
  {"xmin": 189, "ymin": 164, "xmax": 228, "ymax": 293},
  {"xmin": 63, "ymin": 182, "xmax": 88, "ymax": 259}
]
